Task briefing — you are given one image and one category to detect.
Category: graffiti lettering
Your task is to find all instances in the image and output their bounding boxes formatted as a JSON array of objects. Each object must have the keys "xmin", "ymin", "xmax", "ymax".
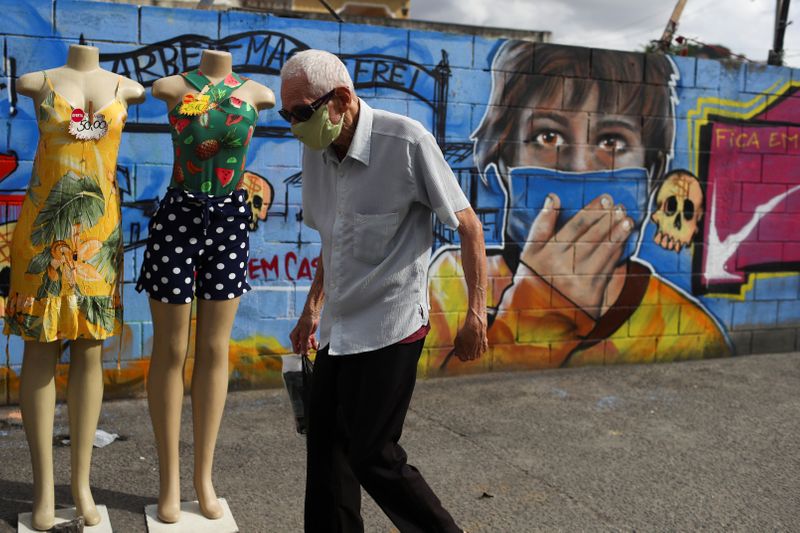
[
  {"xmin": 714, "ymin": 127, "xmax": 761, "ymax": 149},
  {"xmin": 284, "ymin": 252, "xmax": 316, "ymax": 281},
  {"xmin": 713, "ymin": 125, "xmax": 800, "ymax": 153},
  {"xmin": 244, "ymin": 34, "xmax": 294, "ymax": 72},
  {"xmin": 249, "ymin": 256, "xmax": 280, "ymax": 280},
  {"xmin": 349, "ymin": 57, "xmax": 421, "ymax": 96},
  {"xmin": 100, "ymin": 35, "xmax": 450, "ymax": 145},
  {"xmin": 100, "ymin": 32, "xmax": 308, "ymax": 86},
  {"xmin": 769, "ymin": 131, "xmax": 800, "ymax": 149},
  {"xmin": 248, "ymin": 255, "xmax": 318, "ymax": 281}
]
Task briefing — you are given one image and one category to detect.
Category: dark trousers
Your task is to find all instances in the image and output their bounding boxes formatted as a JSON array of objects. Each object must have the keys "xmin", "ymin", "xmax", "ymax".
[{"xmin": 304, "ymin": 340, "xmax": 461, "ymax": 533}]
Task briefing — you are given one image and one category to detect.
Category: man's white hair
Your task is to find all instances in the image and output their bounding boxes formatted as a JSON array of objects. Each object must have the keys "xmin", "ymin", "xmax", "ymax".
[{"xmin": 281, "ymin": 49, "xmax": 355, "ymax": 98}]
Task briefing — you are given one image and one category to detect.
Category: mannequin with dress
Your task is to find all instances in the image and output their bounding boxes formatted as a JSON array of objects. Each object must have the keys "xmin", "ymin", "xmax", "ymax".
[
  {"xmin": 9, "ymin": 43, "xmax": 144, "ymax": 530},
  {"xmin": 139, "ymin": 49, "xmax": 274, "ymax": 524}
]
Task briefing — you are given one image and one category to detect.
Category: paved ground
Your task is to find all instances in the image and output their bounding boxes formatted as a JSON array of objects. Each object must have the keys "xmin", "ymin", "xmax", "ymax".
[{"xmin": 0, "ymin": 352, "xmax": 798, "ymax": 532}]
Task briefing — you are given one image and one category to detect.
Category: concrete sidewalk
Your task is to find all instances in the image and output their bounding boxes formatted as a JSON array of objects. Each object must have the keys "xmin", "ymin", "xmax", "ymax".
[{"xmin": 1, "ymin": 352, "xmax": 798, "ymax": 532}]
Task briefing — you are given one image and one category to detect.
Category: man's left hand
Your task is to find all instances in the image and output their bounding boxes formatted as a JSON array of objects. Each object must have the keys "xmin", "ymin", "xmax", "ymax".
[{"xmin": 453, "ymin": 311, "xmax": 488, "ymax": 361}]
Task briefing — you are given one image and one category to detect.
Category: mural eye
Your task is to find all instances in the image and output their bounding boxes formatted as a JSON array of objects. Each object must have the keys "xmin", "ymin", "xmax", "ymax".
[
  {"xmin": 532, "ymin": 130, "xmax": 564, "ymax": 147},
  {"xmin": 253, "ymin": 196, "xmax": 263, "ymax": 209},
  {"xmin": 665, "ymin": 195, "xmax": 678, "ymax": 216},
  {"xmin": 683, "ymin": 199, "xmax": 695, "ymax": 221},
  {"xmin": 598, "ymin": 135, "xmax": 627, "ymax": 152}
]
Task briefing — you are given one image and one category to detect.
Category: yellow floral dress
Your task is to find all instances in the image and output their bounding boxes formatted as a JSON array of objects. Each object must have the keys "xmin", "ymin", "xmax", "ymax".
[{"xmin": 4, "ymin": 73, "xmax": 125, "ymax": 342}]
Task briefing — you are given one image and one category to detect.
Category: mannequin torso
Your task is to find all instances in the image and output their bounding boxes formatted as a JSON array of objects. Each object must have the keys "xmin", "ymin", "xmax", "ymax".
[
  {"xmin": 18, "ymin": 44, "xmax": 145, "ymax": 111},
  {"xmin": 151, "ymin": 49, "xmax": 274, "ymax": 196},
  {"xmin": 153, "ymin": 50, "xmax": 275, "ymax": 112}
]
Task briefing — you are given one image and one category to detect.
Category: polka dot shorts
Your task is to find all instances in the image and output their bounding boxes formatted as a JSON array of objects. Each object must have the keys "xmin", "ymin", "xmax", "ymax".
[{"xmin": 136, "ymin": 187, "xmax": 252, "ymax": 304}]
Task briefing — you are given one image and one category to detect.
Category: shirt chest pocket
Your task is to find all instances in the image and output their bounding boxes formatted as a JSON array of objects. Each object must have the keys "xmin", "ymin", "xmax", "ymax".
[{"xmin": 353, "ymin": 211, "xmax": 400, "ymax": 264}]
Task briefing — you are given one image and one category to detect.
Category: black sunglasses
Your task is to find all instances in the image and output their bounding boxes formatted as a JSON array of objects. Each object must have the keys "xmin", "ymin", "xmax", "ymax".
[{"xmin": 279, "ymin": 89, "xmax": 336, "ymax": 123}]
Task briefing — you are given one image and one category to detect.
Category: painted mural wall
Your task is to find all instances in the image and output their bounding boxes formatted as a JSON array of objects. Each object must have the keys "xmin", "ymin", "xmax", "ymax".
[{"xmin": 0, "ymin": 0, "xmax": 798, "ymax": 403}]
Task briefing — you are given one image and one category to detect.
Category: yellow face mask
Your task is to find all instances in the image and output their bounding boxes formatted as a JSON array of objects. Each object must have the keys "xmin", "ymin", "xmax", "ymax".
[{"xmin": 291, "ymin": 105, "xmax": 344, "ymax": 151}]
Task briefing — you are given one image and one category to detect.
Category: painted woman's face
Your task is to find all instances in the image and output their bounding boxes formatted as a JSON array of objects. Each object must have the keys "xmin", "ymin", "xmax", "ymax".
[{"xmin": 510, "ymin": 86, "xmax": 646, "ymax": 171}]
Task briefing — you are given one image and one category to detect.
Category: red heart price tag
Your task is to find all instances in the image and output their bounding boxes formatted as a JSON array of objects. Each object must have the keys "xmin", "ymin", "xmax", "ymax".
[{"xmin": 71, "ymin": 109, "xmax": 85, "ymax": 123}]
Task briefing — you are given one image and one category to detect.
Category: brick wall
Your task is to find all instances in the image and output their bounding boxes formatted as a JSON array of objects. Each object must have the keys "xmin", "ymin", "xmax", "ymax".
[{"xmin": 0, "ymin": 0, "xmax": 797, "ymax": 403}]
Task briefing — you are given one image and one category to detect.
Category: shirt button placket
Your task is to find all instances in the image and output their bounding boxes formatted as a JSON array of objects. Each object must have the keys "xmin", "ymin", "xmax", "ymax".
[{"xmin": 333, "ymin": 162, "xmax": 348, "ymax": 351}]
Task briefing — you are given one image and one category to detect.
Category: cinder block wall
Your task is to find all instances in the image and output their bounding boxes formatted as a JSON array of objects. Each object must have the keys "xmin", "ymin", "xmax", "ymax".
[{"xmin": 0, "ymin": 0, "xmax": 798, "ymax": 404}]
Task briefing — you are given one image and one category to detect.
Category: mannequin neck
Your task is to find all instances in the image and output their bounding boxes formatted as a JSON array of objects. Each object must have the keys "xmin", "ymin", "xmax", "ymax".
[
  {"xmin": 199, "ymin": 50, "xmax": 233, "ymax": 81},
  {"xmin": 66, "ymin": 45, "xmax": 100, "ymax": 72}
]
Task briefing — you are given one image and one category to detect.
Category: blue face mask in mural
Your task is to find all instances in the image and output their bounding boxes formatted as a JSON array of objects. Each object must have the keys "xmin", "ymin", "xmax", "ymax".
[{"xmin": 502, "ymin": 166, "xmax": 651, "ymax": 262}]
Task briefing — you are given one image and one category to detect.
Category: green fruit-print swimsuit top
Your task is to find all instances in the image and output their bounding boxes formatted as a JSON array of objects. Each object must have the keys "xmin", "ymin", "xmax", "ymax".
[{"xmin": 168, "ymin": 69, "xmax": 257, "ymax": 196}]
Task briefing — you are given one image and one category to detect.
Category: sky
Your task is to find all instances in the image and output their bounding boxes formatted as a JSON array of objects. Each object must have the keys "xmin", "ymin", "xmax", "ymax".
[{"xmin": 409, "ymin": 0, "xmax": 800, "ymax": 67}]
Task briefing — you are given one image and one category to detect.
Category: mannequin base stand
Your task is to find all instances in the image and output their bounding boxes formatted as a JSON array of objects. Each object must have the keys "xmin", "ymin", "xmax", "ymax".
[
  {"xmin": 18, "ymin": 505, "xmax": 112, "ymax": 532},
  {"xmin": 144, "ymin": 499, "xmax": 237, "ymax": 532}
]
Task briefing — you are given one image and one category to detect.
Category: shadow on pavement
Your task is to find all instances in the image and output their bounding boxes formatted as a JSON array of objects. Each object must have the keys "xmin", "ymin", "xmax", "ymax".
[{"xmin": 0, "ymin": 480, "xmax": 151, "ymax": 531}]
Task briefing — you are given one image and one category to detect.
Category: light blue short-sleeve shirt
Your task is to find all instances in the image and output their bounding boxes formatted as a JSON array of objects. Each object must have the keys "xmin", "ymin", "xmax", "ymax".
[{"xmin": 301, "ymin": 100, "xmax": 470, "ymax": 355}]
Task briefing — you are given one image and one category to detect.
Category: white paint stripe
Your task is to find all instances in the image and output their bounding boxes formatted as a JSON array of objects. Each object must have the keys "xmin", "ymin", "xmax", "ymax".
[
  {"xmin": 706, "ymin": 182, "xmax": 800, "ymax": 282},
  {"xmin": 249, "ymin": 285, "xmax": 310, "ymax": 292}
]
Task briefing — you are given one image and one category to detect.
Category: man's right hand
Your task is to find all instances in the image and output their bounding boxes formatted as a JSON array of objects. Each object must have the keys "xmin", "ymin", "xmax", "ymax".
[
  {"xmin": 520, "ymin": 193, "xmax": 633, "ymax": 318},
  {"xmin": 290, "ymin": 312, "xmax": 320, "ymax": 355}
]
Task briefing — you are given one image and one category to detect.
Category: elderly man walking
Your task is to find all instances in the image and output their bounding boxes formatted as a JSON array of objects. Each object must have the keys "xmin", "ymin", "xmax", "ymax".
[{"xmin": 282, "ymin": 49, "xmax": 487, "ymax": 533}]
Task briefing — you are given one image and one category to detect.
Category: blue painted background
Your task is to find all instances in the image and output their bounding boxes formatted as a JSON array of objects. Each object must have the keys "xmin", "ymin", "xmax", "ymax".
[{"xmin": 0, "ymin": 0, "xmax": 798, "ymax": 402}]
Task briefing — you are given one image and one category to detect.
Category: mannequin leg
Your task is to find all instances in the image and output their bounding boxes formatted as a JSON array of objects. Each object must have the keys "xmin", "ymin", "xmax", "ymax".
[
  {"xmin": 19, "ymin": 341, "xmax": 59, "ymax": 531},
  {"xmin": 66, "ymin": 339, "xmax": 104, "ymax": 526},
  {"xmin": 147, "ymin": 300, "xmax": 192, "ymax": 523},
  {"xmin": 192, "ymin": 298, "xmax": 240, "ymax": 519}
]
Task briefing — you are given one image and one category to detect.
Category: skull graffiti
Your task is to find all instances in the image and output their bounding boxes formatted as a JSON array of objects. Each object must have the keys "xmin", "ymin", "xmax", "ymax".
[
  {"xmin": 651, "ymin": 170, "xmax": 704, "ymax": 252},
  {"xmin": 237, "ymin": 171, "xmax": 273, "ymax": 231}
]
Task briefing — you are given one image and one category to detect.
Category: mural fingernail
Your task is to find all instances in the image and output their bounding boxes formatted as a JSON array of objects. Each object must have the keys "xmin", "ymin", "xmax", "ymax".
[
  {"xmin": 601, "ymin": 196, "xmax": 611, "ymax": 208},
  {"xmin": 543, "ymin": 196, "xmax": 553, "ymax": 210}
]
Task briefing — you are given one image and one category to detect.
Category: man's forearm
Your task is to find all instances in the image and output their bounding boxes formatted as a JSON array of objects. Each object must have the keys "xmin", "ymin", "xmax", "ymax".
[
  {"xmin": 457, "ymin": 210, "xmax": 488, "ymax": 321},
  {"xmin": 303, "ymin": 255, "xmax": 325, "ymax": 318}
]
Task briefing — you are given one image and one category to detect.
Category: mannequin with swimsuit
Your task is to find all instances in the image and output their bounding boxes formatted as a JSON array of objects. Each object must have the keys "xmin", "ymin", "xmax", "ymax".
[
  {"xmin": 13, "ymin": 44, "xmax": 144, "ymax": 530},
  {"xmin": 145, "ymin": 49, "xmax": 274, "ymax": 523}
]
